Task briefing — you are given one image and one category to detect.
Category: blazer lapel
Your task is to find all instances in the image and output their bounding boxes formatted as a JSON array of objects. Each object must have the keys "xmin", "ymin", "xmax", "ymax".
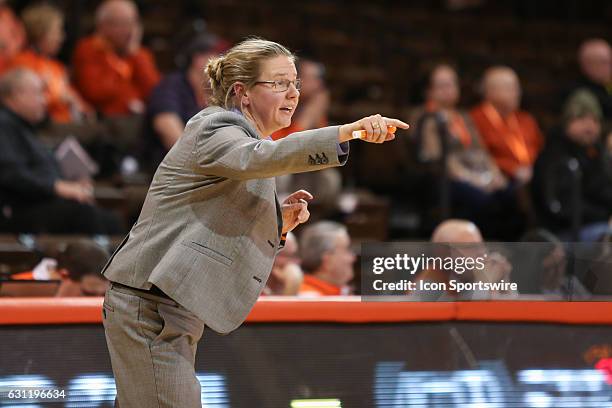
[{"xmin": 274, "ymin": 190, "xmax": 283, "ymax": 238}]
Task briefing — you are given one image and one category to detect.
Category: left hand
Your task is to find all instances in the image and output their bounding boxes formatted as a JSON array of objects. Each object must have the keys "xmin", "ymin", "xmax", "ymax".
[{"xmin": 281, "ymin": 190, "xmax": 313, "ymax": 233}]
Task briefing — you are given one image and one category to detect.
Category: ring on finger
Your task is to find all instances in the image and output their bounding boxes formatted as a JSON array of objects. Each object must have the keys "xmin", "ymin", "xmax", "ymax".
[{"xmin": 372, "ymin": 123, "xmax": 380, "ymax": 129}]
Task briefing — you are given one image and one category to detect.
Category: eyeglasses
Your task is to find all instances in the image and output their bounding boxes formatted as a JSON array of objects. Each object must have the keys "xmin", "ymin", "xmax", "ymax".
[{"xmin": 254, "ymin": 78, "xmax": 301, "ymax": 93}]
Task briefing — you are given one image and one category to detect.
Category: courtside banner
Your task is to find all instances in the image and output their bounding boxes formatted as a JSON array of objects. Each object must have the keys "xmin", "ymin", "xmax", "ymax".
[
  {"xmin": 1, "ymin": 323, "xmax": 612, "ymax": 407},
  {"xmin": 360, "ymin": 242, "xmax": 612, "ymax": 301}
]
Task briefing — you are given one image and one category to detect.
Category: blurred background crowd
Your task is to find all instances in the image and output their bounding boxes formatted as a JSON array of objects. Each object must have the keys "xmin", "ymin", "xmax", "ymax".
[{"xmin": 0, "ymin": 0, "xmax": 610, "ymax": 299}]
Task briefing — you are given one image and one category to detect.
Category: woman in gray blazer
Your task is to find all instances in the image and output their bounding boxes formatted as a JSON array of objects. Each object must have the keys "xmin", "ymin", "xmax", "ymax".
[{"xmin": 101, "ymin": 38, "xmax": 408, "ymax": 407}]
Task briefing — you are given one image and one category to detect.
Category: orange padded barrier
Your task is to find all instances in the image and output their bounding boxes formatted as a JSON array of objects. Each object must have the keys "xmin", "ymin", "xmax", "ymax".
[{"xmin": 1, "ymin": 297, "xmax": 612, "ymax": 326}]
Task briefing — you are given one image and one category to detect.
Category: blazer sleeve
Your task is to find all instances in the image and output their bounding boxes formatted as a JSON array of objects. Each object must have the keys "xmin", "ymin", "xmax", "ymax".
[{"xmin": 194, "ymin": 124, "xmax": 349, "ymax": 180}]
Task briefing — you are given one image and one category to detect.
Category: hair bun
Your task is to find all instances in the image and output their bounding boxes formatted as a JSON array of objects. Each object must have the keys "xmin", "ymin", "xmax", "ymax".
[{"xmin": 206, "ymin": 56, "xmax": 224, "ymax": 86}]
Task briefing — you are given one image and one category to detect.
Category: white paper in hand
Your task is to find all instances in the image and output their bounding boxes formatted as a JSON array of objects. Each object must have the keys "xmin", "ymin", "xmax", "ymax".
[{"xmin": 54, "ymin": 136, "xmax": 99, "ymax": 180}]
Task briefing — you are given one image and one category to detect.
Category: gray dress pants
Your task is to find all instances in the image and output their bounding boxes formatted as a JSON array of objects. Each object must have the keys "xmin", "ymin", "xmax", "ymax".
[{"xmin": 103, "ymin": 282, "xmax": 206, "ymax": 407}]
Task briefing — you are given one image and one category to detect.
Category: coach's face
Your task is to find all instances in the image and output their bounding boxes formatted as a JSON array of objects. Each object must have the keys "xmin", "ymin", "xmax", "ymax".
[{"xmin": 240, "ymin": 55, "xmax": 300, "ymax": 136}]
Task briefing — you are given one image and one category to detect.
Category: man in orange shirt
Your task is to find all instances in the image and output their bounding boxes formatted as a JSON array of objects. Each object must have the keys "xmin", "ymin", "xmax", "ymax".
[
  {"xmin": 72, "ymin": 0, "xmax": 160, "ymax": 116},
  {"xmin": 471, "ymin": 66, "xmax": 544, "ymax": 185},
  {"xmin": 298, "ymin": 221, "xmax": 356, "ymax": 296}
]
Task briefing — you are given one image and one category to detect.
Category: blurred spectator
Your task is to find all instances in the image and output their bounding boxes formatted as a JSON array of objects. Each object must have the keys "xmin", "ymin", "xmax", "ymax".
[
  {"xmin": 520, "ymin": 229, "xmax": 590, "ymax": 299},
  {"xmin": 566, "ymin": 39, "xmax": 611, "ymax": 123},
  {"xmin": 430, "ymin": 219, "xmax": 486, "ymax": 244},
  {"xmin": 273, "ymin": 58, "xmax": 342, "ymax": 215},
  {"xmin": 55, "ymin": 240, "xmax": 110, "ymax": 297},
  {"xmin": 298, "ymin": 221, "xmax": 355, "ymax": 296},
  {"xmin": 412, "ymin": 219, "xmax": 513, "ymax": 300},
  {"xmin": 0, "ymin": 68, "xmax": 123, "ymax": 234},
  {"xmin": 605, "ymin": 129, "xmax": 612, "ymax": 179},
  {"xmin": 412, "ymin": 64, "xmax": 521, "ymax": 239},
  {"xmin": 582, "ymin": 231, "xmax": 612, "ymax": 295},
  {"xmin": 262, "ymin": 232, "xmax": 303, "ymax": 295},
  {"xmin": 532, "ymin": 89, "xmax": 612, "ymax": 241},
  {"xmin": 142, "ymin": 33, "xmax": 224, "ymax": 171},
  {"xmin": 0, "ymin": 0, "xmax": 25, "ymax": 72},
  {"xmin": 9, "ymin": 3, "xmax": 91, "ymax": 123},
  {"xmin": 73, "ymin": 0, "xmax": 160, "ymax": 116},
  {"xmin": 471, "ymin": 66, "xmax": 544, "ymax": 185}
]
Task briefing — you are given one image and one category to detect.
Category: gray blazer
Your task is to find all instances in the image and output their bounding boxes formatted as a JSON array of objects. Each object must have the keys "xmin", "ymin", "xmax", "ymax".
[{"xmin": 102, "ymin": 106, "xmax": 348, "ymax": 333}]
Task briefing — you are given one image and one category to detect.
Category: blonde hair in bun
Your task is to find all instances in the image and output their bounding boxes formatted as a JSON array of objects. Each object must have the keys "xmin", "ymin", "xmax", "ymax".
[{"xmin": 205, "ymin": 37, "xmax": 295, "ymax": 109}]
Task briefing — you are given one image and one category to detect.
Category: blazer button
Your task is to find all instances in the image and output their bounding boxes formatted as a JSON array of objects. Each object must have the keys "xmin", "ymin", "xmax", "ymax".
[{"xmin": 321, "ymin": 152, "xmax": 329, "ymax": 164}]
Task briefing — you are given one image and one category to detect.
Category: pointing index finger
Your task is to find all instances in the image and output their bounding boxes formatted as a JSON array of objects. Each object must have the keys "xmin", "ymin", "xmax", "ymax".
[{"xmin": 383, "ymin": 117, "xmax": 410, "ymax": 129}]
